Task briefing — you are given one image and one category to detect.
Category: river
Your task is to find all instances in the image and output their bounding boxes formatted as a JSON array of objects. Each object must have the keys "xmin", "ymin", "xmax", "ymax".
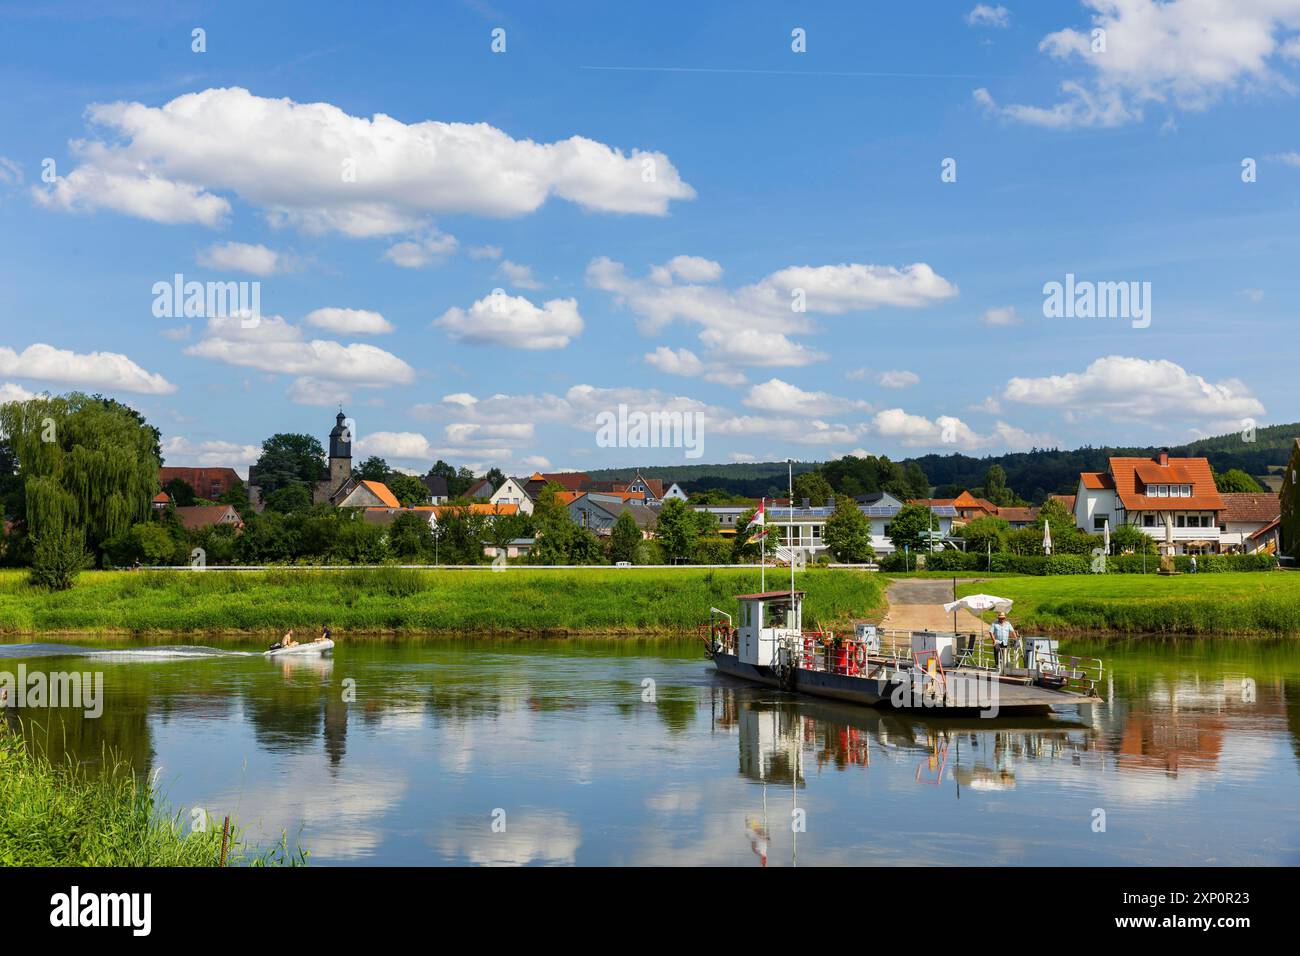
[{"xmin": 2, "ymin": 636, "xmax": 1298, "ymax": 866}]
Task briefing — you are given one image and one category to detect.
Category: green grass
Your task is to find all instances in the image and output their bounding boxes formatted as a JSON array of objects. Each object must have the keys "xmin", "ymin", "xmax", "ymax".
[
  {"xmin": 0, "ymin": 566, "xmax": 884, "ymax": 637},
  {"xmin": 959, "ymin": 572, "xmax": 1300, "ymax": 636},
  {"xmin": 0, "ymin": 730, "xmax": 304, "ymax": 866}
]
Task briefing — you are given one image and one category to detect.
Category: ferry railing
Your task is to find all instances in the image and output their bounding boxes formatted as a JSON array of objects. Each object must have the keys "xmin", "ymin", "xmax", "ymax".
[
  {"xmin": 776, "ymin": 630, "xmax": 1103, "ymax": 697},
  {"xmin": 1031, "ymin": 644, "xmax": 1104, "ymax": 697}
]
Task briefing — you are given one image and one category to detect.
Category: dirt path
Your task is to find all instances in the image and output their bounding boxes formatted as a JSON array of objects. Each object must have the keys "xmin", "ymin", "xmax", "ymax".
[{"xmin": 878, "ymin": 578, "xmax": 988, "ymax": 633}]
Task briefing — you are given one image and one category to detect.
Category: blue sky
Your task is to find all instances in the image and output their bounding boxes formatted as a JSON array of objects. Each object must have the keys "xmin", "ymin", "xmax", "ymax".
[{"xmin": 0, "ymin": 0, "xmax": 1296, "ymax": 477}]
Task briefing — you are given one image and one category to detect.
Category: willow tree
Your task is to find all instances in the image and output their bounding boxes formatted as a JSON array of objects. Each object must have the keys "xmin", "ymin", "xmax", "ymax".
[{"xmin": 0, "ymin": 392, "xmax": 161, "ymax": 558}]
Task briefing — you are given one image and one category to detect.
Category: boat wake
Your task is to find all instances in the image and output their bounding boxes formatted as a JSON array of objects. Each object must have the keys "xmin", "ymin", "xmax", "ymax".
[{"xmin": 0, "ymin": 643, "xmax": 261, "ymax": 661}]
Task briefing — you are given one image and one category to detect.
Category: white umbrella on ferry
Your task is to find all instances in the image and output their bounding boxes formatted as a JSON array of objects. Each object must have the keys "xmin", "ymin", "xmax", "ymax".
[{"xmin": 943, "ymin": 594, "xmax": 1014, "ymax": 614}]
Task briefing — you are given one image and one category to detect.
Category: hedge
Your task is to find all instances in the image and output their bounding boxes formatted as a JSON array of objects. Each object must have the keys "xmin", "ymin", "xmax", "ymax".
[{"xmin": 880, "ymin": 550, "xmax": 1278, "ymax": 575}]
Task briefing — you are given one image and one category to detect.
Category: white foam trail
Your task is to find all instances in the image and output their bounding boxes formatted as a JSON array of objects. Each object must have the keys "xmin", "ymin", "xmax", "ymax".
[{"xmin": 0, "ymin": 643, "xmax": 259, "ymax": 661}]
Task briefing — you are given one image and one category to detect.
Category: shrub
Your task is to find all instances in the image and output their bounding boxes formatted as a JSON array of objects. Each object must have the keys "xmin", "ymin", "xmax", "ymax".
[
  {"xmin": 29, "ymin": 528, "xmax": 91, "ymax": 590},
  {"xmin": 1104, "ymin": 552, "xmax": 1277, "ymax": 574},
  {"xmin": 634, "ymin": 540, "xmax": 664, "ymax": 565},
  {"xmin": 987, "ymin": 553, "xmax": 1090, "ymax": 575},
  {"xmin": 692, "ymin": 536, "xmax": 733, "ymax": 565},
  {"xmin": 919, "ymin": 551, "xmax": 982, "ymax": 571}
]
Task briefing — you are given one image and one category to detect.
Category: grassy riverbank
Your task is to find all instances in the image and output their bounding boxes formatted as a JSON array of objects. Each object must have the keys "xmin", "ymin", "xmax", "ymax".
[
  {"xmin": 0, "ymin": 731, "xmax": 301, "ymax": 865},
  {"xmin": 958, "ymin": 572, "xmax": 1300, "ymax": 636},
  {"xmin": 0, "ymin": 567, "xmax": 884, "ymax": 637}
]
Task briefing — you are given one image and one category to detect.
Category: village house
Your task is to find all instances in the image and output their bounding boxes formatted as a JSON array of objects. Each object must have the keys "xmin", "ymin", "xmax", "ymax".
[
  {"xmin": 524, "ymin": 472, "xmax": 590, "ymax": 495},
  {"xmin": 568, "ymin": 493, "xmax": 657, "ymax": 537},
  {"xmin": 362, "ymin": 502, "xmax": 521, "ymax": 532},
  {"xmin": 690, "ymin": 492, "xmax": 955, "ymax": 559},
  {"xmin": 1217, "ymin": 491, "xmax": 1282, "ymax": 554},
  {"xmin": 690, "ymin": 505, "xmax": 751, "ymax": 536},
  {"xmin": 336, "ymin": 479, "xmax": 401, "ymax": 510},
  {"xmin": 158, "ymin": 466, "xmax": 243, "ymax": 500},
  {"xmin": 585, "ymin": 470, "xmax": 685, "ymax": 504},
  {"xmin": 482, "ymin": 538, "xmax": 536, "ymax": 560},
  {"xmin": 490, "ymin": 477, "xmax": 535, "ymax": 514},
  {"xmin": 759, "ymin": 493, "xmax": 956, "ymax": 561},
  {"xmin": 993, "ymin": 506, "xmax": 1039, "ymax": 529},
  {"xmin": 1071, "ymin": 451, "xmax": 1224, "ymax": 554},
  {"xmin": 173, "ymin": 504, "xmax": 243, "ymax": 532},
  {"xmin": 420, "ymin": 474, "xmax": 450, "ymax": 505},
  {"xmin": 909, "ymin": 490, "xmax": 998, "ymax": 523},
  {"xmin": 464, "ymin": 478, "xmax": 495, "ymax": 500}
]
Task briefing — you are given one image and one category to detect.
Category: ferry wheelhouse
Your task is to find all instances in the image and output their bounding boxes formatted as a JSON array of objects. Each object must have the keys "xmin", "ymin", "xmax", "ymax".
[{"xmin": 706, "ymin": 590, "xmax": 1102, "ymax": 714}]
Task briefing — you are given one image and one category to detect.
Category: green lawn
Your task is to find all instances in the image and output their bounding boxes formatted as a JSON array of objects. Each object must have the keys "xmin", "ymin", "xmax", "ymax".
[
  {"xmin": 958, "ymin": 572, "xmax": 1300, "ymax": 636},
  {"xmin": 0, "ymin": 566, "xmax": 884, "ymax": 638}
]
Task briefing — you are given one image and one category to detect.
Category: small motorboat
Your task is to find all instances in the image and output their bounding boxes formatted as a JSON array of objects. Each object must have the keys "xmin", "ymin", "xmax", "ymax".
[{"xmin": 265, "ymin": 639, "xmax": 334, "ymax": 657}]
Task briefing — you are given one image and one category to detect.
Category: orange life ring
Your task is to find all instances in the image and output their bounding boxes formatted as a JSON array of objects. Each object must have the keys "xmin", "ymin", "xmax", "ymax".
[{"xmin": 853, "ymin": 644, "xmax": 868, "ymax": 668}]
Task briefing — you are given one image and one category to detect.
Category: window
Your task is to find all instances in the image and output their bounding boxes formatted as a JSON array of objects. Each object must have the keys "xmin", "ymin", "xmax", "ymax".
[
  {"xmin": 1176, "ymin": 515, "xmax": 1186, "ymax": 528},
  {"xmin": 1143, "ymin": 514, "xmax": 1156, "ymax": 527},
  {"xmin": 1093, "ymin": 516, "xmax": 1109, "ymax": 530}
]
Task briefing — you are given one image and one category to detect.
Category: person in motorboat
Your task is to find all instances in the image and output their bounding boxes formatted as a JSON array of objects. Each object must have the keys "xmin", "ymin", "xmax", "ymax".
[
  {"xmin": 314, "ymin": 624, "xmax": 332, "ymax": 644},
  {"xmin": 268, "ymin": 629, "xmax": 297, "ymax": 652},
  {"xmin": 988, "ymin": 612, "xmax": 1018, "ymax": 672}
]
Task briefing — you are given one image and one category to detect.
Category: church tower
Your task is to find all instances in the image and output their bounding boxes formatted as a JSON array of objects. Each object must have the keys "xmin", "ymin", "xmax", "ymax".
[{"xmin": 328, "ymin": 410, "xmax": 352, "ymax": 492}]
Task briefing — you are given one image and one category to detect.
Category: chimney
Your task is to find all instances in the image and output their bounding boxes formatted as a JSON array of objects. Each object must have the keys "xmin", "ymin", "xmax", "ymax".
[{"xmin": 1158, "ymin": 448, "xmax": 1169, "ymax": 467}]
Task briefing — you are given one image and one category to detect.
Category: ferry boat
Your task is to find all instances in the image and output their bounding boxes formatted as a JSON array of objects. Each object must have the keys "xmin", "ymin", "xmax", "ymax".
[{"xmin": 705, "ymin": 590, "xmax": 1102, "ymax": 715}]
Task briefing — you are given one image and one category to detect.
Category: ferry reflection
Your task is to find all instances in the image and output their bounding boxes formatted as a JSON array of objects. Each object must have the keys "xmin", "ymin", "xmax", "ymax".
[{"xmin": 717, "ymin": 684, "xmax": 1100, "ymax": 799}]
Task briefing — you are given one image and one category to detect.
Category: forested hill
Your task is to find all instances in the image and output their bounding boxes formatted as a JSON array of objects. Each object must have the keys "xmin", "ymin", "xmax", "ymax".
[
  {"xmin": 586, "ymin": 460, "xmax": 819, "ymax": 499},
  {"xmin": 587, "ymin": 422, "xmax": 1298, "ymax": 502},
  {"xmin": 911, "ymin": 421, "xmax": 1297, "ymax": 501}
]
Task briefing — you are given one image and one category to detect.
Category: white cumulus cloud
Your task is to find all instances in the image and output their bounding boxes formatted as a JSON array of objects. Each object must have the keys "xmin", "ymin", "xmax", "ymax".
[
  {"xmin": 435, "ymin": 293, "xmax": 583, "ymax": 349},
  {"xmin": 1002, "ymin": 355, "xmax": 1266, "ymax": 422},
  {"xmin": 743, "ymin": 378, "xmax": 870, "ymax": 416},
  {"xmin": 196, "ymin": 241, "xmax": 293, "ymax": 276},
  {"xmin": 588, "ymin": 255, "xmax": 955, "ymax": 368},
  {"xmin": 35, "ymin": 87, "xmax": 694, "ymax": 235},
  {"xmin": 304, "ymin": 307, "xmax": 393, "ymax": 335},
  {"xmin": 977, "ymin": 0, "xmax": 1300, "ymax": 129},
  {"xmin": 185, "ymin": 314, "xmax": 414, "ymax": 386},
  {"xmin": 0, "ymin": 343, "xmax": 176, "ymax": 394}
]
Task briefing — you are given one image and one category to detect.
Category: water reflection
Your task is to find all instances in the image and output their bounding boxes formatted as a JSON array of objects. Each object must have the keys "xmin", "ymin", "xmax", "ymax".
[{"xmin": 0, "ymin": 637, "xmax": 1297, "ymax": 865}]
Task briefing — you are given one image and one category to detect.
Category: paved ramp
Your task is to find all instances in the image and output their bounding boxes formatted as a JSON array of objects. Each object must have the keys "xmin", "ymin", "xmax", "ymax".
[{"xmin": 879, "ymin": 578, "xmax": 987, "ymax": 632}]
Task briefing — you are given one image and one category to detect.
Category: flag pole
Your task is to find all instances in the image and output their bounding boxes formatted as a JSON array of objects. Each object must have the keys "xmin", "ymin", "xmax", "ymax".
[
  {"xmin": 759, "ymin": 496, "xmax": 765, "ymax": 593},
  {"xmin": 788, "ymin": 459, "xmax": 795, "ymax": 599}
]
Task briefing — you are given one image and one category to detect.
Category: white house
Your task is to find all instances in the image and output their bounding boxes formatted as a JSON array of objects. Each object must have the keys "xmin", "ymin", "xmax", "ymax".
[
  {"xmin": 1217, "ymin": 492, "xmax": 1281, "ymax": 553},
  {"xmin": 746, "ymin": 492, "xmax": 955, "ymax": 560},
  {"xmin": 1072, "ymin": 452, "xmax": 1224, "ymax": 554},
  {"xmin": 623, "ymin": 471, "xmax": 686, "ymax": 504},
  {"xmin": 690, "ymin": 505, "xmax": 751, "ymax": 533},
  {"xmin": 490, "ymin": 477, "xmax": 534, "ymax": 515}
]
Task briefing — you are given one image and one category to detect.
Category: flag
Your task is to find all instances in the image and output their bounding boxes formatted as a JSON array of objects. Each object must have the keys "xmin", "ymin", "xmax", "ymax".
[{"xmin": 752, "ymin": 498, "xmax": 767, "ymax": 539}]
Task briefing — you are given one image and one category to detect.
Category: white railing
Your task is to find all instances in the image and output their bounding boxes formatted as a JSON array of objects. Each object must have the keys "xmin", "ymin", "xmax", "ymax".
[{"xmin": 1135, "ymin": 526, "xmax": 1220, "ymax": 540}]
